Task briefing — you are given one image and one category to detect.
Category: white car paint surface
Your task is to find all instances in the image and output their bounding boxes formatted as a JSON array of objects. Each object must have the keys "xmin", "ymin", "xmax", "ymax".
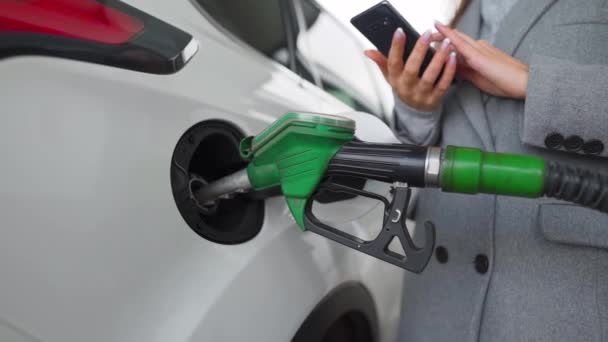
[{"xmin": 0, "ymin": 1, "xmax": 404, "ymax": 341}]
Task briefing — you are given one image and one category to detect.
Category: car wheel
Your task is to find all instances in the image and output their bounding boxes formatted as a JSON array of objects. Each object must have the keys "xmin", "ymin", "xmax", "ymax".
[{"xmin": 292, "ymin": 282, "xmax": 378, "ymax": 342}]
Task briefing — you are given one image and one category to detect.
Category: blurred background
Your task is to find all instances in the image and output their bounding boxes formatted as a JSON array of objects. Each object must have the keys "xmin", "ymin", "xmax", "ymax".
[
  {"xmin": 196, "ymin": 0, "xmax": 461, "ymax": 123},
  {"xmin": 318, "ymin": 0, "xmax": 458, "ymax": 46},
  {"xmin": 291, "ymin": 0, "xmax": 459, "ymax": 121}
]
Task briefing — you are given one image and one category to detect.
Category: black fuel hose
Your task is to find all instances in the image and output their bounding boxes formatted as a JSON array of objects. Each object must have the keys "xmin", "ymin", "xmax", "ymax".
[{"xmin": 544, "ymin": 161, "xmax": 608, "ymax": 212}]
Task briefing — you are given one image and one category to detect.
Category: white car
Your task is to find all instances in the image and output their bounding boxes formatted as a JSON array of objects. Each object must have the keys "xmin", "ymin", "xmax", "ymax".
[{"xmin": 0, "ymin": 1, "xmax": 404, "ymax": 341}]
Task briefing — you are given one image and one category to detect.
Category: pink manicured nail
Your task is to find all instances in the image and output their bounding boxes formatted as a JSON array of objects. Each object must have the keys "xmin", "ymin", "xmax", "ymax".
[
  {"xmin": 394, "ymin": 27, "xmax": 405, "ymax": 41},
  {"xmin": 435, "ymin": 20, "xmax": 446, "ymax": 28},
  {"xmin": 421, "ymin": 30, "xmax": 432, "ymax": 44},
  {"xmin": 442, "ymin": 38, "xmax": 451, "ymax": 49},
  {"xmin": 449, "ymin": 51, "xmax": 457, "ymax": 64}
]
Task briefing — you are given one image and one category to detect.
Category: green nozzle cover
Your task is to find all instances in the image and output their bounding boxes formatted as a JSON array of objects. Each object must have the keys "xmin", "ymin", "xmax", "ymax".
[
  {"xmin": 441, "ymin": 146, "xmax": 545, "ymax": 198},
  {"xmin": 241, "ymin": 113, "xmax": 355, "ymax": 229}
]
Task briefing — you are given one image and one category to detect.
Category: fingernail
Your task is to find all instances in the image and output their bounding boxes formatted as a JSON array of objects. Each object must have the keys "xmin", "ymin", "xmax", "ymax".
[
  {"xmin": 394, "ymin": 27, "xmax": 404, "ymax": 41},
  {"xmin": 435, "ymin": 20, "xmax": 446, "ymax": 28},
  {"xmin": 421, "ymin": 30, "xmax": 432, "ymax": 44},
  {"xmin": 449, "ymin": 51, "xmax": 457, "ymax": 64},
  {"xmin": 442, "ymin": 37, "xmax": 451, "ymax": 49}
]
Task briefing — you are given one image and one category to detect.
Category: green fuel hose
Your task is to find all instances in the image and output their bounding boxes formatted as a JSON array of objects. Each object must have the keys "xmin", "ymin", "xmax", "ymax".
[
  {"xmin": 327, "ymin": 143, "xmax": 608, "ymax": 213},
  {"xmin": 440, "ymin": 146, "xmax": 608, "ymax": 211},
  {"xmin": 440, "ymin": 146, "xmax": 545, "ymax": 197}
]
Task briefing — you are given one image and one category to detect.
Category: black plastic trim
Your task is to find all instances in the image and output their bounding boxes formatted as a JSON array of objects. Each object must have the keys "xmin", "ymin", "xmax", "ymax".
[
  {"xmin": 0, "ymin": 0, "xmax": 195, "ymax": 74},
  {"xmin": 279, "ymin": 0, "xmax": 299, "ymax": 72},
  {"xmin": 171, "ymin": 120, "xmax": 265, "ymax": 244}
]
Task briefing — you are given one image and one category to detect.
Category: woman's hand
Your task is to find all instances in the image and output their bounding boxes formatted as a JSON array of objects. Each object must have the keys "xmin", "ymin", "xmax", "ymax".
[
  {"xmin": 365, "ymin": 28, "xmax": 457, "ymax": 112},
  {"xmin": 434, "ymin": 22, "xmax": 529, "ymax": 99}
]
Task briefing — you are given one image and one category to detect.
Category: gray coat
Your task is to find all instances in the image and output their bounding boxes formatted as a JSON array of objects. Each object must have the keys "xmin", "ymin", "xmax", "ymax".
[{"xmin": 396, "ymin": 0, "xmax": 608, "ymax": 341}]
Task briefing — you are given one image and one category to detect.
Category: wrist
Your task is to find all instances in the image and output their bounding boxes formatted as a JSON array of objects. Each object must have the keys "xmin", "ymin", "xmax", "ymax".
[
  {"xmin": 518, "ymin": 64, "xmax": 530, "ymax": 99},
  {"xmin": 395, "ymin": 93, "xmax": 441, "ymax": 112},
  {"xmin": 394, "ymin": 92, "xmax": 442, "ymax": 119}
]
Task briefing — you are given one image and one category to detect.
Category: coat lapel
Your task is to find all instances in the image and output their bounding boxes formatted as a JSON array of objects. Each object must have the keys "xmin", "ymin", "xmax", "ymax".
[
  {"xmin": 493, "ymin": 0, "xmax": 558, "ymax": 55},
  {"xmin": 454, "ymin": 0, "xmax": 495, "ymax": 151},
  {"xmin": 456, "ymin": 83, "xmax": 494, "ymax": 150},
  {"xmin": 454, "ymin": 0, "xmax": 558, "ymax": 152}
]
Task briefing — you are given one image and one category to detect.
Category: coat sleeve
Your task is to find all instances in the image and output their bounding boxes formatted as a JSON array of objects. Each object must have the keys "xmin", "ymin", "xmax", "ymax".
[
  {"xmin": 393, "ymin": 93, "xmax": 442, "ymax": 146},
  {"xmin": 522, "ymin": 54, "xmax": 608, "ymax": 157}
]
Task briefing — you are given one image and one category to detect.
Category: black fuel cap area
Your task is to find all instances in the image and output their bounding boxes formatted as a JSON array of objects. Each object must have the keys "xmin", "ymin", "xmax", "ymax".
[{"xmin": 171, "ymin": 120, "xmax": 264, "ymax": 244}]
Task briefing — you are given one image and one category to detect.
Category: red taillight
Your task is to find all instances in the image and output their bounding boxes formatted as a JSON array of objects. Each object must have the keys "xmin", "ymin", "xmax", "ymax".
[
  {"xmin": 0, "ymin": 0, "xmax": 144, "ymax": 44},
  {"xmin": 0, "ymin": 0, "xmax": 197, "ymax": 74}
]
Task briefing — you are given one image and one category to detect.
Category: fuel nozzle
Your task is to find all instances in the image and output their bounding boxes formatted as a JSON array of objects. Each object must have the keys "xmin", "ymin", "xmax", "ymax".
[
  {"xmin": 191, "ymin": 169, "xmax": 252, "ymax": 206},
  {"xmin": 192, "ymin": 112, "xmax": 608, "ymax": 273},
  {"xmin": 190, "ymin": 112, "xmax": 440, "ymax": 272},
  {"xmin": 192, "ymin": 112, "xmax": 357, "ymax": 228}
]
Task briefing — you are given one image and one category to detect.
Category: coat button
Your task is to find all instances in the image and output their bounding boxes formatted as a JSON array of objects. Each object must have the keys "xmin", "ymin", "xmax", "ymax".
[
  {"xmin": 564, "ymin": 135, "xmax": 584, "ymax": 152},
  {"xmin": 474, "ymin": 254, "xmax": 489, "ymax": 274},
  {"xmin": 582, "ymin": 139, "xmax": 604, "ymax": 155},
  {"xmin": 435, "ymin": 246, "xmax": 448, "ymax": 264},
  {"xmin": 544, "ymin": 133, "xmax": 564, "ymax": 149}
]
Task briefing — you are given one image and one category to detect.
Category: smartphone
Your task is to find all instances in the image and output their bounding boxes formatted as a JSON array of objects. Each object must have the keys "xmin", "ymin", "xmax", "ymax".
[{"xmin": 351, "ymin": 1, "xmax": 435, "ymax": 76}]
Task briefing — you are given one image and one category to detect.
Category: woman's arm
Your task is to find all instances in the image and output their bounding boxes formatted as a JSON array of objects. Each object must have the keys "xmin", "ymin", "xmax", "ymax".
[
  {"xmin": 435, "ymin": 22, "xmax": 608, "ymax": 157},
  {"xmin": 393, "ymin": 94, "xmax": 443, "ymax": 145},
  {"xmin": 524, "ymin": 55, "xmax": 608, "ymax": 157}
]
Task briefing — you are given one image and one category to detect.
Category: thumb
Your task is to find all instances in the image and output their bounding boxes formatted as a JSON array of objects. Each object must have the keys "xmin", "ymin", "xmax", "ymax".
[{"xmin": 364, "ymin": 50, "xmax": 388, "ymax": 79}]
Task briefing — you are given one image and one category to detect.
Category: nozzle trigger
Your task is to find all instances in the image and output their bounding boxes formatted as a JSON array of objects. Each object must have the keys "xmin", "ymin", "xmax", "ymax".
[
  {"xmin": 379, "ymin": 184, "xmax": 436, "ymax": 273},
  {"xmin": 303, "ymin": 182, "xmax": 435, "ymax": 273}
]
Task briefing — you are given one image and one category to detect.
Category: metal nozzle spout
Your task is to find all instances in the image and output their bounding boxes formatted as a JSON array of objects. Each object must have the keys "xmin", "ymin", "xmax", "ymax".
[{"xmin": 191, "ymin": 169, "xmax": 252, "ymax": 205}]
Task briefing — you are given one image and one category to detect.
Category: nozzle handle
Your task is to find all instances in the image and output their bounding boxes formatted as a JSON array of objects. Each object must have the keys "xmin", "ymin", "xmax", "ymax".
[
  {"xmin": 303, "ymin": 182, "xmax": 435, "ymax": 273},
  {"xmin": 326, "ymin": 142, "xmax": 428, "ymax": 187}
]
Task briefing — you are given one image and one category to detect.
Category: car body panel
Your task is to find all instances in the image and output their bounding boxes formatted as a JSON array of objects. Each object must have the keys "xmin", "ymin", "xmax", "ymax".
[{"xmin": 0, "ymin": 1, "xmax": 403, "ymax": 341}]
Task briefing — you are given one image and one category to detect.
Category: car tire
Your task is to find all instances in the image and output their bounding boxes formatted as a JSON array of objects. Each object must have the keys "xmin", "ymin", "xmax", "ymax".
[{"xmin": 291, "ymin": 282, "xmax": 378, "ymax": 342}]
